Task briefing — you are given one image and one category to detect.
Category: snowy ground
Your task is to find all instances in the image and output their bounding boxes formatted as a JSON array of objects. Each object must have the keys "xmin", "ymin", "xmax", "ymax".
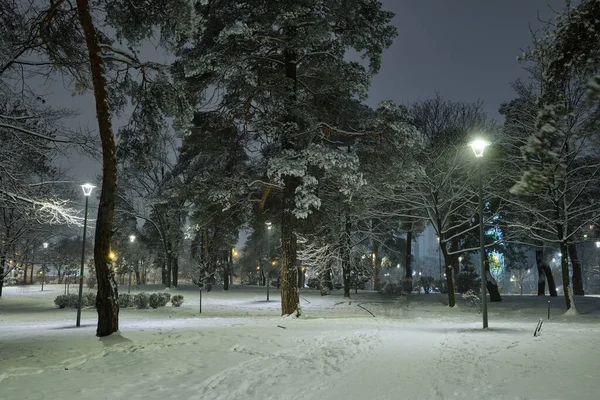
[{"xmin": 1, "ymin": 285, "xmax": 599, "ymax": 400}]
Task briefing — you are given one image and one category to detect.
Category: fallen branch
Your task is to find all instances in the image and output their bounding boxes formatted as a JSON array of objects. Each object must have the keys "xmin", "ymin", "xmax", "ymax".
[{"xmin": 357, "ymin": 304, "xmax": 375, "ymax": 317}]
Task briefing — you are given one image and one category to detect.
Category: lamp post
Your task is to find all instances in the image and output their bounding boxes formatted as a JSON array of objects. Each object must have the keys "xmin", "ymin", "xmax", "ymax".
[
  {"xmin": 128, "ymin": 235, "xmax": 136, "ymax": 293},
  {"xmin": 76, "ymin": 183, "xmax": 95, "ymax": 327},
  {"xmin": 265, "ymin": 221, "xmax": 272, "ymax": 298},
  {"xmin": 469, "ymin": 139, "xmax": 490, "ymax": 329},
  {"xmin": 41, "ymin": 242, "xmax": 49, "ymax": 291}
]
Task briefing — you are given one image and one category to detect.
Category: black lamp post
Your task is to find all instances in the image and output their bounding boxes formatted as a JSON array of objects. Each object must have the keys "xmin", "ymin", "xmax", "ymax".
[
  {"xmin": 41, "ymin": 242, "xmax": 49, "ymax": 291},
  {"xmin": 76, "ymin": 183, "xmax": 94, "ymax": 327},
  {"xmin": 128, "ymin": 235, "xmax": 136, "ymax": 293},
  {"xmin": 469, "ymin": 139, "xmax": 490, "ymax": 329}
]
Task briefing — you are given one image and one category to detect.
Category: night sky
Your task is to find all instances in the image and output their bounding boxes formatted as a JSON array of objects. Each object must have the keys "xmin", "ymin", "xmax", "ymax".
[{"xmin": 51, "ymin": 0, "xmax": 566, "ymax": 181}]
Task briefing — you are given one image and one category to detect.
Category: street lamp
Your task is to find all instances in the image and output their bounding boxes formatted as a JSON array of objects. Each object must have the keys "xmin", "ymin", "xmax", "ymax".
[
  {"xmin": 469, "ymin": 139, "xmax": 490, "ymax": 329},
  {"xmin": 41, "ymin": 242, "xmax": 49, "ymax": 291},
  {"xmin": 76, "ymin": 183, "xmax": 95, "ymax": 327},
  {"xmin": 128, "ymin": 235, "xmax": 136, "ymax": 293}
]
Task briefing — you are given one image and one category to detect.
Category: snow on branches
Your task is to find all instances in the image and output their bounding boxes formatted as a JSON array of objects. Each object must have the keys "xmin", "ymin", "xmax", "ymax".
[{"xmin": 267, "ymin": 143, "xmax": 364, "ymax": 218}]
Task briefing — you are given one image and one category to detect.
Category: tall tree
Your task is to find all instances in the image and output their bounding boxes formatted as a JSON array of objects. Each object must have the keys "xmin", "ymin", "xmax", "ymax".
[
  {"xmin": 512, "ymin": 4, "xmax": 600, "ymax": 309},
  {"xmin": 177, "ymin": 0, "xmax": 397, "ymax": 315}
]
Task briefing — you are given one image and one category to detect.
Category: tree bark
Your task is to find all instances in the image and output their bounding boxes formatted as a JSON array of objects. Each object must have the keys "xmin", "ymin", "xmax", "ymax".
[
  {"xmin": 279, "ymin": 42, "xmax": 300, "ymax": 316},
  {"xmin": 536, "ymin": 248, "xmax": 546, "ymax": 296},
  {"xmin": 164, "ymin": 242, "xmax": 172, "ymax": 288},
  {"xmin": 405, "ymin": 226, "xmax": 413, "ymax": 292},
  {"xmin": 440, "ymin": 244, "xmax": 456, "ymax": 307},
  {"xmin": 172, "ymin": 254, "xmax": 179, "ymax": 288},
  {"xmin": 75, "ymin": 0, "xmax": 119, "ymax": 337},
  {"xmin": 372, "ymin": 240, "xmax": 380, "ymax": 291},
  {"xmin": 340, "ymin": 211, "xmax": 351, "ymax": 297},
  {"xmin": 280, "ymin": 176, "xmax": 300, "ymax": 315},
  {"xmin": 223, "ymin": 250, "xmax": 230, "ymax": 291},
  {"xmin": 559, "ymin": 241, "xmax": 573, "ymax": 309},
  {"xmin": 484, "ymin": 258, "xmax": 502, "ymax": 302},
  {"xmin": 568, "ymin": 244, "xmax": 584, "ymax": 295},
  {"xmin": 0, "ymin": 255, "xmax": 5, "ymax": 297},
  {"xmin": 535, "ymin": 249, "xmax": 557, "ymax": 296}
]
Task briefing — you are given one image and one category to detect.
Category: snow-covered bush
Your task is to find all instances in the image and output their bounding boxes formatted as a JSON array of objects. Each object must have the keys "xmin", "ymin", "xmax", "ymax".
[
  {"xmin": 381, "ymin": 282, "xmax": 404, "ymax": 294},
  {"xmin": 134, "ymin": 292, "xmax": 150, "ymax": 309},
  {"xmin": 462, "ymin": 290, "xmax": 482, "ymax": 314},
  {"xmin": 307, "ymin": 277, "xmax": 320, "ymax": 289},
  {"xmin": 149, "ymin": 293, "xmax": 163, "ymax": 308},
  {"xmin": 159, "ymin": 293, "xmax": 171, "ymax": 306},
  {"xmin": 54, "ymin": 294, "xmax": 79, "ymax": 309},
  {"xmin": 171, "ymin": 295, "xmax": 184, "ymax": 307},
  {"xmin": 84, "ymin": 292, "xmax": 97, "ymax": 308},
  {"xmin": 395, "ymin": 292, "xmax": 411, "ymax": 310},
  {"xmin": 118, "ymin": 293, "xmax": 135, "ymax": 308}
]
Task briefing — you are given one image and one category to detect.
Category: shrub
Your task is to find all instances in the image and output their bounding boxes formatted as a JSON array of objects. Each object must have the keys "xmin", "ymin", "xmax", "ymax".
[
  {"xmin": 171, "ymin": 295, "xmax": 184, "ymax": 307},
  {"xmin": 307, "ymin": 277, "xmax": 320, "ymax": 290},
  {"xmin": 159, "ymin": 293, "xmax": 171, "ymax": 307},
  {"xmin": 381, "ymin": 282, "xmax": 404, "ymax": 294},
  {"xmin": 134, "ymin": 292, "xmax": 150, "ymax": 309},
  {"xmin": 54, "ymin": 294, "xmax": 79, "ymax": 309},
  {"xmin": 149, "ymin": 293, "xmax": 162, "ymax": 308},
  {"xmin": 434, "ymin": 279, "xmax": 448, "ymax": 294},
  {"xmin": 118, "ymin": 293, "xmax": 135, "ymax": 308},
  {"xmin": 86, "ymin": 275, "xmax": 97, "ymax": 289},
  {"xmin": 84, "ymin": 292, "xmax": 97, "ymax": 308},
  {"xmin": 462, "ymin": 289, "xmax": 482, "ymax": 313},
  {"xmin": 418, "ymin": 276, "xmax": 435, "ymax": 294}
]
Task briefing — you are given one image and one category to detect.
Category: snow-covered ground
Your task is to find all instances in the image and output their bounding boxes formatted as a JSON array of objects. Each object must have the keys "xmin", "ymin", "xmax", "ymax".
[{"xmin": 1, "ymin": 285, "xmax": 599, "ymax": 400}]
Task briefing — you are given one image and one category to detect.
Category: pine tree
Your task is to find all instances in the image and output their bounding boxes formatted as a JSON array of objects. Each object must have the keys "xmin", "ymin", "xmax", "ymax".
[{"xmin": 176, "ymin": 0, "xmax": 397, "ymax": 315}]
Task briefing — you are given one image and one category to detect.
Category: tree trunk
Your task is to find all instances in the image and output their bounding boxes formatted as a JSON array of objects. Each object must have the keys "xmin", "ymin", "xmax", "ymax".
[
  {"xmin": 321, "ymin": 264, "xmax": 333, "ymax": 296},
  {"xmin": 440, "ymin": 245, "xmax": 456, "ymax": 307},
  {"xmin": 223, "ymin": 252, "xmax": 230, "ymax": 291},
  {"xmin": 0, "ymin": 255, "xmax": 5, "ymax": 297},
  {"xmin": 559, "ymin": 241, "xmax": 573, "ymax": 310},
  {"xmin": 279, "ymin": 43, "xmax": 300, "ymax": 316},
  {"xmin": 280, "ymin": 176, "xmax": 300, "ymax": 315},
  {"xmin": 405, "ymin": 226, "xmax": 413, "ymax": 292},
  {"xmin": 22, "ymin": 264, "xmax": 28, "ymax": 285},
  {"xmin": 543, "ymin": 264, "xmax": 557, "ymax": 296},
  {"xmin": 75, "ymin": 0, "xmax": 119, "ymax": 337},
  {"xmin": 535, "ymin": 249, "xmax": 557, "ymax": 296},
  {"xmin": 535, "ymin": 249, "xmax": 546, "ymax": 295},
  {"xmin": 484, "ymin": 258, "xmax": 502, "ymax": 302},
  {"xmin": 165, "ymin": 242, "xmax": 172, "ymax": 288},
  {"xmin": 341, "ymin": 212, "xmax": 351, "ymax": 297},
  {"xmin": 568, "ymin": 244, "xmax": 584, "ymax": 295},
  {"xmin": 372, "ymin": 240, "xmax": 380, "ymax": 291},
  {"xmin": 172, "ymin": 254, "xmax": 179, "ymax": 288}
]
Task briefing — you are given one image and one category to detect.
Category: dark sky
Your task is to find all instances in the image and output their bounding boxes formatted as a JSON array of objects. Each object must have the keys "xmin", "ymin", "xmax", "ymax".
[
  {"xmin": 368, "ymin": 0, "xmax": 565, "ymax": 117},
  {"xmin": 55, "ymin": 0, "xmax": 565, "ymax": 180}
]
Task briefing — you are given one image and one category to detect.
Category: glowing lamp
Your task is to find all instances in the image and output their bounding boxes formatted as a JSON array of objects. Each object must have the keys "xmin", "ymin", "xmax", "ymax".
[{"xmin": 469, "ymin": 139, "xmax": 490, "ymax": 158}]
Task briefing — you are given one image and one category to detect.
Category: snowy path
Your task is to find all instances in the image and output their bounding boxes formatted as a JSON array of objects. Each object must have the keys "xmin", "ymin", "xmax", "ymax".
[{"xmin": 2, "ymin": 317, "xmax": 599, "ymax": 400}]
